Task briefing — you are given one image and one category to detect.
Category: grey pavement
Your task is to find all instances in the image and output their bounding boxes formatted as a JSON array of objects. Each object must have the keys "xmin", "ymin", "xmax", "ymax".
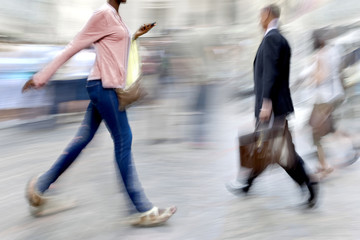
[{"xmin": 0, "ymin": 97, "xmax": 360, "ymax": 240}]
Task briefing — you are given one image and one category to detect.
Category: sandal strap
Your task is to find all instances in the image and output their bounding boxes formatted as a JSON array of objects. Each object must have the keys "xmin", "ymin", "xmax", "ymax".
[
  {"xmin": 131, "ymin": 206, "xmax": 176, "ymax": 226},
  {"xmin": 140, "ymin": 206, "xmax": 159, "ymax": 217}
]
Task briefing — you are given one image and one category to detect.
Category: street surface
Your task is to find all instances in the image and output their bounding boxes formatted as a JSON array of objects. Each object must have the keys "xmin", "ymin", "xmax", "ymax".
[{"xmin": 0, "ymin": 95, "xmax": 359, "ymax": 240}]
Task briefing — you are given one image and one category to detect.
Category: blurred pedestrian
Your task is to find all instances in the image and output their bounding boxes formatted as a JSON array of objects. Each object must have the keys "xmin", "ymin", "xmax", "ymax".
[
  {"xmin": 22, "ymin": 0, "xmax": 176, "ymax": 226},
  {"xmin": 187, "ymin": 27, "xmax": 214, "ymax": 147},
  {"xmin": 297, "ymin": 35, "xmax": 358, "ymax": 178},
  {"xmin": 229, "ymin": 4, "xmax": 318, "ymax": 208}
]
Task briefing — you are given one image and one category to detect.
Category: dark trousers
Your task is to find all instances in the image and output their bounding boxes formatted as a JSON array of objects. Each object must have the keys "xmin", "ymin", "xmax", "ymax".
[
  {"xmin": 246, "ymin": 117, "xmax": 314, "ymax": 196},
  {"xmin": 247, "ymin": 153, "xmax": 311, "ymax": 188}
]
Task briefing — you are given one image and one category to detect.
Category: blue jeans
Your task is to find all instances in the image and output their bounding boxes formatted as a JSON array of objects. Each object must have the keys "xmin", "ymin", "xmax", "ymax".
[{"xmin": 36, "ymin": 80, "xmax": 153, "ymax": 213}]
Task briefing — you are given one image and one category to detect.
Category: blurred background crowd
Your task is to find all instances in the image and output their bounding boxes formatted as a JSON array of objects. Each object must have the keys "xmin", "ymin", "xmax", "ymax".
[{"xmin": 0, "ymin": 0, "xmax": 360, "ymax": 143}]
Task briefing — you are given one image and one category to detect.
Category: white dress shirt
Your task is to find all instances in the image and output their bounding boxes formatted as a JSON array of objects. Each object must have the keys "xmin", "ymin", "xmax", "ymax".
[{"xmin": 264, "ymin": 18, "xmax": 279, "ymax": 36}]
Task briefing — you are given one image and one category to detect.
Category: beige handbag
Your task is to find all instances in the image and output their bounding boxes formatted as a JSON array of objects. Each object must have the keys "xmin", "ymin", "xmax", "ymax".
[
  {"xmin": 115, "ymin": 40, "xmax": 147, "ymax": 111},
  {"xmin": 115, "ymin": 78, "xmax": 147, "ymax": 111}
]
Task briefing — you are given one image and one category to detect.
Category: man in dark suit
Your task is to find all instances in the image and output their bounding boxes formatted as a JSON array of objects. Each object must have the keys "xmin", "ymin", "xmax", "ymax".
[
  {"xmin": 231, "ymin": 4, "xmax": 318, "ymax": 208},
  {"xmin": 254, "ymin": 6, "xmax": 294, "ymax": 122}
]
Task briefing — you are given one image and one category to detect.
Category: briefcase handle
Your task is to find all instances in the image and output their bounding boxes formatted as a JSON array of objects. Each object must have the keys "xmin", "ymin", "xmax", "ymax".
[
  {"xmin": 255, "ymin": 113, "xmax": 275, "ymax": 132},
  {"xmin": 254, "ymin": 113, "xmax": 275, "ymax": 149}
]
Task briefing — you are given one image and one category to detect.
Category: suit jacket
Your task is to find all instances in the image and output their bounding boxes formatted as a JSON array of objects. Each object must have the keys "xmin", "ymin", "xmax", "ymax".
[{"xmin": 253, "ymin": 29, "xmax": 294, "ymax": 119}]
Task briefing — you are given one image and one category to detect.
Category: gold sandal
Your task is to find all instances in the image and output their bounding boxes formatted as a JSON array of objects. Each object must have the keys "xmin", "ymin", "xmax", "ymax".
[
  {"xmin": 131, "ymin": 206, "xmax": 177, "ymax": 227},
  {"xmin": 25, "ymin": 175, "xmax": 46, "ymax": 207}
]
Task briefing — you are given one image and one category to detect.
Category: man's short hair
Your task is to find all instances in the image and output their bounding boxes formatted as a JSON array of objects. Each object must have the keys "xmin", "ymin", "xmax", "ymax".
[{"xmin": 264, "ymin": 4, "xmax": 281, "ymax": 18}]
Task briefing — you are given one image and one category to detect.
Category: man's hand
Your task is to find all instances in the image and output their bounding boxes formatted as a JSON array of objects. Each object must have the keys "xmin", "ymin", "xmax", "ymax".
[
  {"xmin": 22, "ymin": 79, "xmax": 36, "ymax": 93},
  {"xmin": 259, "ymin": 99, "xmax": 272, "ymax": 122},
  {"xmin": 133, "ymin": 22, "xmax": 156, "ymax": 40}
]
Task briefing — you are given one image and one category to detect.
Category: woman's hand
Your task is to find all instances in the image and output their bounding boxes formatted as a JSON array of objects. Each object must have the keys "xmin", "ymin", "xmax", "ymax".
[
  {"xmin": 22, "ymin": 78, "xmax": 43, "ymax": 93},
  {"xmin": 133, "ymin": 22, "xmax": 156, "ymax": 40}
]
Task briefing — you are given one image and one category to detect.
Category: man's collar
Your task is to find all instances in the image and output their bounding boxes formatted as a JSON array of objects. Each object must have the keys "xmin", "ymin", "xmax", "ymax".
[{"xmin": 264, "ymin": 18, "xmax": 279, "ymax": 36}]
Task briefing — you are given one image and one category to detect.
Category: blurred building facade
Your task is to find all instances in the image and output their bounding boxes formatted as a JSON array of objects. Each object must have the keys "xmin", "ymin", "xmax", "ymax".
[
  {"xmin": 1, "ymin": 0, "xmax": 360, "ymax": 122},
  {"xmin": 0, "ymin": 0, "xmax": 242, "ymax": 43},
  {"xmin": 1, "ymin": 0, "xmax": 360, "ymax": 43},
  {"xmin": 1, "ymin": 0, "xmax": 360, "ymax": 80}
]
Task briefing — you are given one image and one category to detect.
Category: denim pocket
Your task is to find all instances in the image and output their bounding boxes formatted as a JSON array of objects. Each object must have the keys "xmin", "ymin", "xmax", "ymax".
[
  {"xmin": 86, "ymin": 80, "xmax": 101, "ymax": 88},
  {"xmin": 86, "ymin": 81, "xmax": 101, "ymax": 104}
]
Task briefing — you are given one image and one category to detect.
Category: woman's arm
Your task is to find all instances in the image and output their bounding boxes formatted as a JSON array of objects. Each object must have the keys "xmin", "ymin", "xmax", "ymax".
[
  {"xmin": 23, "ymin": 10, "xmax": 111, "ymax": 91},
  {"xmin": 314, "ymin": 54, "xmax": 329, "ymax": 86}
]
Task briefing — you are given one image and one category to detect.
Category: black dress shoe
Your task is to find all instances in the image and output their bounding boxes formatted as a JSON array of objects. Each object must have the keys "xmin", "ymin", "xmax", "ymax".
[
  {"xmin": 242, "ymin": 185, "xmax": 250, "ymax": 193},
  {"xmin": 226, "ymin": 181, "xmax": 250, "ymax": 196},
  {"xmin": 307, "ymin": 182, "xmax": 319, "ymax": 208}
]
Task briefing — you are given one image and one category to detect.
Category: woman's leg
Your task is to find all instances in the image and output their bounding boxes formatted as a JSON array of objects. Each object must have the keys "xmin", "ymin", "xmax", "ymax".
[
  {"xmin": 88, "ymin": 84, "xmax": 153, "ymax": 213},
  {"xmin": 315, "ymin": 141, "xmax": 328, "ymax": 170},
  {"xmin": 36, "ymin": 102, "xmax": 102, "ymax": 193}
]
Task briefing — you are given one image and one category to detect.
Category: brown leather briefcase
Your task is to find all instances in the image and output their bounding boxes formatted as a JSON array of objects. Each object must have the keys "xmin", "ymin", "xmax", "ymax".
[{"xmin": 239, "ymin": 119, "xmax": 294, "ymax": 171}]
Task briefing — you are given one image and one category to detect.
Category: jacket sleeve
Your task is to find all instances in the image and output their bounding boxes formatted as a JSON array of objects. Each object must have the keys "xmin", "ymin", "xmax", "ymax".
[
  {"xmin": 33, "ymin": 10, "xmax": 111, "ymax": 87},
  {"xmin": 262, "ymin": 35, "xmax": 281, "ymax": 99}
]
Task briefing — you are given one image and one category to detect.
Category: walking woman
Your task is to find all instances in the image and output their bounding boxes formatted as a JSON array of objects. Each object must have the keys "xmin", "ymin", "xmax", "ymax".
[
  {"xmin": 22, "ymin": 0, "xmax": 176, "ymax": 226},
  {"xmin": 297, "ymin": 35, "xmax": 358, "ymax": 179}
]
